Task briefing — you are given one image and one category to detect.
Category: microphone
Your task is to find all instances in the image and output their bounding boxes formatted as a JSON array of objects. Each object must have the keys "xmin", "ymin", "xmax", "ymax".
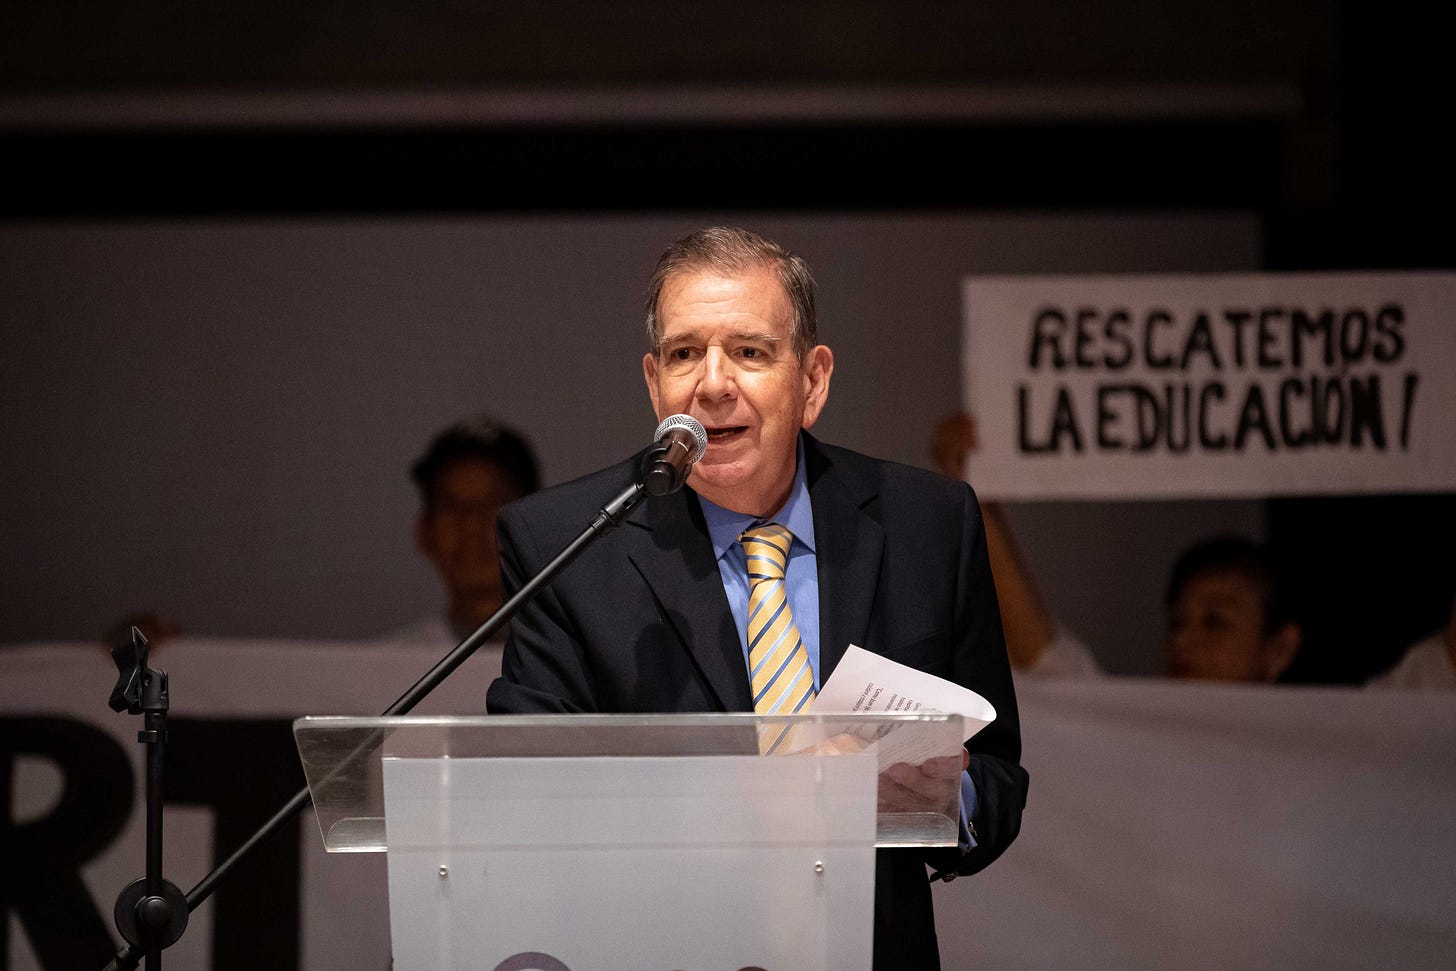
[{"xmin": 641, "ymin": 414, "xmax": 708, "ymax": 496}]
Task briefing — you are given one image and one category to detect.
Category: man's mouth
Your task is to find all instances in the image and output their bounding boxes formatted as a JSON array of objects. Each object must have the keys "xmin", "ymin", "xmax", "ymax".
[{"xmin": 705, "ymin": 425, "xmax": 748, "ymax": 443}]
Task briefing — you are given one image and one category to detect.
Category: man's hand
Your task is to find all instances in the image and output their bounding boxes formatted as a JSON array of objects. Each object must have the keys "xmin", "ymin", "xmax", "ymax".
[
  {"xmin": 795, "ymin": 731, "xmax": 872, "ymax": 757},
  {"xmin": 793, "ymin": 734, "xmax": 969, "ymax": 814},
  {"xmin": 878, "ymin": 750, "xmax": 967, "ymax": 814}
]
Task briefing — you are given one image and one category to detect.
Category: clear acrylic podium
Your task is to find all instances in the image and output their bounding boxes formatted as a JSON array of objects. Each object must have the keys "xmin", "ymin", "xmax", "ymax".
[{"xmin": 294, "ymin": 713, "xmax": 966, "ymax": 971}]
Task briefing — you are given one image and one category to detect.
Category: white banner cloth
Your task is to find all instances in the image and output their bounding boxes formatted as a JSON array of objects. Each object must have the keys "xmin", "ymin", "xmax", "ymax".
[
  {"xmin": 963, "ymin": 272, "xmax": 1456, "ymax": 499},
  {"xmin": 935, "ymin": 678, "xmax": 1456, "ymax": 970},
  {"xmin": 4, "ymin": 641, "xmax": 1455, "ymax": 970}
]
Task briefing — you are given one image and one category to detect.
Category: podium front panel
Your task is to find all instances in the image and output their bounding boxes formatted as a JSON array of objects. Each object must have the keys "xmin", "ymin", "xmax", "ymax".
[{"xmin": 383, "ymin": 752, "xmax": 877, "ymax": 970}]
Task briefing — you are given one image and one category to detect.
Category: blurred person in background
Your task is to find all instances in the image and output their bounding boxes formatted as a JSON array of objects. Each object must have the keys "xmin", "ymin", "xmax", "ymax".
[
  {"xmin": 392, "ymin": 415, "xmax": 541, "ymax": 645},
  {"xmin": 932, "ymin": 411, "xmax": 1302, "ymax": 683},
  {"xmin": 1162, "ymin": 536, "xmax": 1301, "ymax": 682}
]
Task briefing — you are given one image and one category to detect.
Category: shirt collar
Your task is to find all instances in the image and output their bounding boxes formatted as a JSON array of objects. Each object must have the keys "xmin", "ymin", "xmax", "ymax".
[{"xmin": 697, "ymin": 435, "xmax": 817, "ymax": 560}]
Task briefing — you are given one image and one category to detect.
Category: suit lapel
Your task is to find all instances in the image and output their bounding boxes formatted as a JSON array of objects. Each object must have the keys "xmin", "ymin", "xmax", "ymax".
[
  {"xmin": 805, "ymin": 436, "xmax": 884, "ymax": 685},
  {"xmin": 625, "ymin": 489, "xmax": 753, "ymax": 712}
]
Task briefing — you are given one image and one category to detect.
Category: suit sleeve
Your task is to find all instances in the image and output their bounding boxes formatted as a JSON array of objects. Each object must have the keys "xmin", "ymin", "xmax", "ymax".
[
  {"xmin": 930, "ymin": 482, "xmax": 1030, "ymax": 877},
  {"xmin": 485, "ymin": 501, "xmax": 601, "ymax": 714}
]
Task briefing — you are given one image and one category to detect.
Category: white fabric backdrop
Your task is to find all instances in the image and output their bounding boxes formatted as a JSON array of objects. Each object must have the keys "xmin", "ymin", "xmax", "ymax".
[
  {"xmin": 4, "ymin": 641, "xmax": 1453, "ymax": 970},
  {"xmin": 936, "ymin": 678, "xmax": 1456, "ymax": 970}
]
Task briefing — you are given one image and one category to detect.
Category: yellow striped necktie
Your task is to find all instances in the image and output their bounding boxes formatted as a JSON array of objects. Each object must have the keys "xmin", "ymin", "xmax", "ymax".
[{"xmin": 741, "ymin": 523, "xmax": 816, "ymax": 732}]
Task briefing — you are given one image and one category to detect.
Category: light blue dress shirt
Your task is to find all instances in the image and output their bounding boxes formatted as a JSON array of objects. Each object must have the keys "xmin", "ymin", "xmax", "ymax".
[
  {"xmin": 695, "ymin": 436, "xmax": 978, "ymax": 845},
  {"xmin": 697, "ymin": 439, "xmax": 822, "ymax": 691}
]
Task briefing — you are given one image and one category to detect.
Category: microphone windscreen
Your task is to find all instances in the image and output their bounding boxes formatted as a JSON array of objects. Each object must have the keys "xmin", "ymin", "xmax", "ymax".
[{"xmin": 654, "ymin": 414, "xmax": 708, "ymax": 464}]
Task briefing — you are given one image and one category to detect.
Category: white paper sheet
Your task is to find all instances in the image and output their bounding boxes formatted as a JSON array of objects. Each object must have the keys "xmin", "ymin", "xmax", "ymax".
[{"xmin": 814, "ymin": 644, "xmax": 996, "ymax": 765}]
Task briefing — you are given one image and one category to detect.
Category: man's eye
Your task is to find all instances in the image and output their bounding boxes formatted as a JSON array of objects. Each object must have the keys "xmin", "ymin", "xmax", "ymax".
[{"xmin": 671, "ymin": 347, "xmax": 695, "ymax": 360}]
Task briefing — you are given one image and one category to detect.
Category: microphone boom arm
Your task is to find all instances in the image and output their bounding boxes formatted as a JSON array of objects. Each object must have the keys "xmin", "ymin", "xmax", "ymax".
[{"xmin": 102, "ymin": 476, "xmax": 650, "ymax": 970}]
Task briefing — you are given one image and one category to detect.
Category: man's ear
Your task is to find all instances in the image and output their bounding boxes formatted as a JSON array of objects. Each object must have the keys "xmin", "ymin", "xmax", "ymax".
[
  {"xmin": 1263, "ymin": 622, "xmax": 1303, "ymax": 681},
  {"xmin": 800, "ymin": 345, "xmax": 835, "ymax": 428},
  {"xmin": 643, "ymin": 351, "xmax": 662, "ymax": 417}
]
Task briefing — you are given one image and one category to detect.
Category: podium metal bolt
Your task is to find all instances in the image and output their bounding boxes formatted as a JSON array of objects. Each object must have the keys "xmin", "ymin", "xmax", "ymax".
[
  {"xmin": 814, "ymin": 861, "xmax": 824, "ymax": 874},
  {"xmin": 438, "ymin": 865, "xmax": 449, "ymax": 878}
]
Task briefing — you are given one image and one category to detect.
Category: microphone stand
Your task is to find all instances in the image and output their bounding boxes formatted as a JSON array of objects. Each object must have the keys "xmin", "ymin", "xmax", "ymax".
[
  {"xmin": 106, "ymin": 629, "xmax": 187, "ymax": 970},
  {"xmin": 102, "ymin": 476, "xmax": 650, "ymax": 970}
]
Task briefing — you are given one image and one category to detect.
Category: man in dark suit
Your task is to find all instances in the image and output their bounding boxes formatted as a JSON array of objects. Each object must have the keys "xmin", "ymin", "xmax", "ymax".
[{"xmin": 488, "ymin": 226, "xmax": 1027, "ymax": 969}]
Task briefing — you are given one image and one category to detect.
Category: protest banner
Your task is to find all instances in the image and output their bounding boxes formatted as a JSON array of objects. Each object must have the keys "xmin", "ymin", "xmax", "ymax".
[{"xmin": 963, "ymin": 273, "xmax": 1456, "ymax": 499}]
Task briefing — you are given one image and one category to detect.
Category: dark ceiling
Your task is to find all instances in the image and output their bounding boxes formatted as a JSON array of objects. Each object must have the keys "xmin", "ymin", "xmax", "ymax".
[{"xmin": 0, "ymin": 1, "xmax": 1447, "ymax": 270}]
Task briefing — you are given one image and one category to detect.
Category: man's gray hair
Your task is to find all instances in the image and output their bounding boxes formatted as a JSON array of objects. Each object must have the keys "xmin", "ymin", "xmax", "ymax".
[{"xmin": 644, "ymin": 226, "xmax": 818, "ymax": 360}]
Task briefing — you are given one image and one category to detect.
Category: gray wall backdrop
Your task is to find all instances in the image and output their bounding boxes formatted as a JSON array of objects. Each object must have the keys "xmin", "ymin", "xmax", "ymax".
[{"xmin": 0, "ymin": 212, "xmax": 1260, "ymax": 673}]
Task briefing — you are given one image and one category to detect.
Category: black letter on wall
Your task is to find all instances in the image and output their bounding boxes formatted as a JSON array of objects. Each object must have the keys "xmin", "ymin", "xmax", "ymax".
[
  {"xmin": 2, "ymin": 717, "xmax": 134, "ymax": 969},
  {"xmin": 167, "ymin": 718, "xmax": 307, "ymax": 971}
]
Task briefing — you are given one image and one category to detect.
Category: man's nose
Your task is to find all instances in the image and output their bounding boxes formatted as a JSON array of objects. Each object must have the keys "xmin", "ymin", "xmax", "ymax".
[{"xmin": 696, "ymin": 347, "xmax": 736, "ymax": 400}]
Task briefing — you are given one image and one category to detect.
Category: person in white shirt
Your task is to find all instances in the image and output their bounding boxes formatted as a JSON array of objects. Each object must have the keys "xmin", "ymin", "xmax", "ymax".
[
  {"xmin": 400, "ymin": 416, "xmax": 540, "ymax": 644},
  {"xmin": 1368, "ymin": 594, "xmax": 1456, "ymax": 690}
]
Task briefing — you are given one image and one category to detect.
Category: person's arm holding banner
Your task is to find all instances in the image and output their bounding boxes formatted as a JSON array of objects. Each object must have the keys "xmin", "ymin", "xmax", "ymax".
[{"xmin": 932, "ymin": 410, "xmax": 1101, "ymax": 679}]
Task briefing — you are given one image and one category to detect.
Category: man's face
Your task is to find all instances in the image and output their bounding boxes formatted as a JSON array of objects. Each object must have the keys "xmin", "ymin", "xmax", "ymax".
[
  {"xmin": 1164, "ymin": 571, "xmax": 1287, "ymax": 682},
  {"xmin": 416, "ymin": 458, "xmax": 517, "ymax": 608},
  {"xmin": 642, "ymin": 268, "xmax": 833, "ymax": 516}
]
